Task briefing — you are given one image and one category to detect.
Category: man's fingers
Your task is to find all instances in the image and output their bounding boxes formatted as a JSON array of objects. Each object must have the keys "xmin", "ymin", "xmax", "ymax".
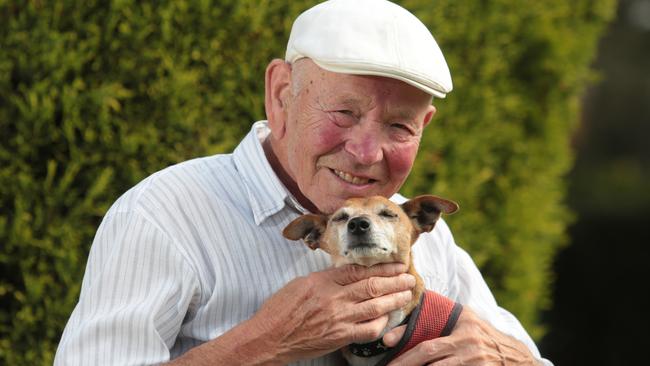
[
  {"xmin": 349, "ymin": 314, "xmax": 390, "ymax": 344},
  {"xmin": 329, "ymin": 263, "xmax": 408, "ymax": 285},
  {"xmin": 344, "ymin": 273, "xmax": 415, "ymax": 301},
  {"xmin": 382, "ymin": 324, "xmax": 406, "ymax": 347},
  {"xmin": 343, "ymin": 290, "xmax": 412, "ymax": 322},
  {"xmin": 387, "ymin": 339, "xmax": 449, "ymax": 366}
]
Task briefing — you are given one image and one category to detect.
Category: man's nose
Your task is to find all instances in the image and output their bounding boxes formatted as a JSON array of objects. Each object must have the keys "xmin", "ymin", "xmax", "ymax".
[{"xmin": 344, "ymin": 125, "xmax": 384, "ymax": 165}]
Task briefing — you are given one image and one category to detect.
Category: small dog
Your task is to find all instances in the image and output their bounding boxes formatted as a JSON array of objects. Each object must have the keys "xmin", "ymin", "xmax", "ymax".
[{"xmin": 283, "ymin": 195, "xmax": 459, "ymax": 366}]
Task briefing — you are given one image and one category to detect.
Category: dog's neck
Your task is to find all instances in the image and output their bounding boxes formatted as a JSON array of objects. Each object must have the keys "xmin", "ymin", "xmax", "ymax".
[
  {"xmin": 405, "ymin": 256, "xmax": 425, "ymax": 315},
  {"xmin": 342, "ymin": 256, "xmax": 425, "ymax": 366},
  {"xmin": 335, "ymin": 250, "xmax": 424, "ymax": 316}
]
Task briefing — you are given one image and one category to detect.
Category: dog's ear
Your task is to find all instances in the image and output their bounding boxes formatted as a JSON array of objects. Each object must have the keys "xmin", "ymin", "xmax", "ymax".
[
  {"xmin": 282, "ymin": 214, "xmax": 328, "ymax": 250},
  {"xmin": 401, "ymin": 195, "xmax": 459, "ymax": 234}
]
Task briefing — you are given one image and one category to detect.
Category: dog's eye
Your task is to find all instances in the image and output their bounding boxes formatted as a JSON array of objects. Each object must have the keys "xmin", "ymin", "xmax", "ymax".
[
  {"xmin": 332, "ymin": 212, "xmax": 349, "ymax": 222},
  {"xmin": 378, "ymin": 209, "xmax": 398, "ymax": 219}
]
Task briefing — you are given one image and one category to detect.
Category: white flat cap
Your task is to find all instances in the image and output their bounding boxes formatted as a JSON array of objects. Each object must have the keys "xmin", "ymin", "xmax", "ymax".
[{"xmin": 285, "ymin": 0, "xmax": 453, "ymax": 98}]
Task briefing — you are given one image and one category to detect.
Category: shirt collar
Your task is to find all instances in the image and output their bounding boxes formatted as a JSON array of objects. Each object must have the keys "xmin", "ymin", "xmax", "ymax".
[{"xmin": 233, "ymin": 121, "xmax": 309, "ymax": 225}]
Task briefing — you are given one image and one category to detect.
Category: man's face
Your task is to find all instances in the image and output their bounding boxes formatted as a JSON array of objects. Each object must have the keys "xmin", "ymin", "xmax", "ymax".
[{"xmin": 270, "ymin": 60, "xmax": 436, "ymax": 214}]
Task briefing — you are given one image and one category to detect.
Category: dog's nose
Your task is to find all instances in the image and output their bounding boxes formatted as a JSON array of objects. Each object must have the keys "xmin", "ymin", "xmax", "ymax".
[{"xmin": 348, "ymin": 217, "xmax": 371, "ymax": 235}]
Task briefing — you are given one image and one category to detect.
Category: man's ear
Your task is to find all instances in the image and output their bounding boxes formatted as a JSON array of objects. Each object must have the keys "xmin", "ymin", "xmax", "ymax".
[
  {"xmin": 265, "ymin": 59, "xmax": 293, "ymax": 140},
  {"xmin": 422, "ymin": 105, "xmax": 437, "ymax": 129},
  {"xmin": 401, "ymin": 195, "xmax": 459, "ymax": 234},
  {"xmin": 282, "ymin": 214, "xmax": 328, "ymax": 250}
]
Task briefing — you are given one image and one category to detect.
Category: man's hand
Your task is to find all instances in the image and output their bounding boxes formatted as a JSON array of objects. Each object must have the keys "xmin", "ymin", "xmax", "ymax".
[
  {"xmin": 382, "ymin": 307, "xmax": 542, "ymax": 366},
  {"xmin": 249, "ymin": 263, "xmax": 415, "ymax": 364},
  {"xmin": 172, "ymin": 263, "xmax": 415, "ymax": 365}
]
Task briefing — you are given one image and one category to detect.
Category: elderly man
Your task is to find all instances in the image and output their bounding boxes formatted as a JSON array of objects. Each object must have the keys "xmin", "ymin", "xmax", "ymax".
[{"xmin": 55, "ymin": 0, "xmax": 551, "ymax": 365}]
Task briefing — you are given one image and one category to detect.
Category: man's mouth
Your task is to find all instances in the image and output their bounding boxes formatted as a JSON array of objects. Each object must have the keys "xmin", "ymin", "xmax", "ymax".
[{"xmin": 332, "ymin": 169, "xmax": 375, "ymax": 185}]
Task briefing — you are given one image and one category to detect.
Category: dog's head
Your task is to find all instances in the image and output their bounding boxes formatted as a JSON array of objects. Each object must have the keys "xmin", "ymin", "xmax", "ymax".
[{"xmin": 283, "ymin": 195, "xmax": 458, "ymax": 267}]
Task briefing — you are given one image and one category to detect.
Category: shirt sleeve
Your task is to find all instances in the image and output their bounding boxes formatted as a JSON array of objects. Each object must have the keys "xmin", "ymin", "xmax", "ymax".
[
  {"xmin": 54, "ymin": 209, "xmax": 200, "ymax": 366},
  {"xmin": 439, "ymin": 221, "xmax": 554, "ymax": 366}
]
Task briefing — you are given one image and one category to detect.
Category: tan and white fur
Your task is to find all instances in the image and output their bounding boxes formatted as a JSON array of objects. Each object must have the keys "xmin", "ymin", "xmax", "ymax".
[{"xmin": 283, "ymin": 195, "xmax": 458, "ymax": 366}]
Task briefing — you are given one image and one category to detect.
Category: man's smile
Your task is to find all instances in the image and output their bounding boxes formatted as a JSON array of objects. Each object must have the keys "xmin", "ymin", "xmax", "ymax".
[{"xmin": 331, "ymin": 168, "xmax": 377, "ymax": 186}]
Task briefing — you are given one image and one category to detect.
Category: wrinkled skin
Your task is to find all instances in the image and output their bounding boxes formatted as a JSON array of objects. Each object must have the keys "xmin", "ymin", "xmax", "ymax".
[{"xmin": 264, "ymin": 58, "xmax": 436, "ymax": 214}]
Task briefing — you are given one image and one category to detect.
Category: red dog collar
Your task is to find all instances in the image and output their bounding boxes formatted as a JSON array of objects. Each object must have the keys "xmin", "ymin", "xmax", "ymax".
[{"xmin": 348, "ymin": 290, "xmax": 463, "ymax": 365}]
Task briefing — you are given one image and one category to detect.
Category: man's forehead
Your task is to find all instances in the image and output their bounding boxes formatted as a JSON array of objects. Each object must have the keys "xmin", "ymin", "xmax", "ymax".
[
  {"xmin": 317, "ymin": 92, "xmax": 373, "ymax": 109},
  {"xmin": 297, "ymin": 60, "xmax": 433, "ymax": 108},
  {"xmin": 296, "ymin": 59, "xmax": 423, "ymax": 90}
]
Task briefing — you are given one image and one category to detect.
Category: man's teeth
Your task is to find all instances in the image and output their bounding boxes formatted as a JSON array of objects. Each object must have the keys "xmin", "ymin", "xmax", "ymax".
[{"xmin": 333, "ymin": 169, "xmax": 370, "ymax": 185}]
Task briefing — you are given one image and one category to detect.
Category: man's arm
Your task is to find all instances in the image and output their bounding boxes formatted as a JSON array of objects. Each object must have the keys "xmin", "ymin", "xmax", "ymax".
[
  {"xmin": 56, "ymin": 208, "xmax": 416, "ymax": 365},
  {"xmin": 55, "ymin": 210, "xmax": 200, "ymax": 365},
  {"xmin": 168, "ymin": 264, "xmax": 416, "ymax": 365}
]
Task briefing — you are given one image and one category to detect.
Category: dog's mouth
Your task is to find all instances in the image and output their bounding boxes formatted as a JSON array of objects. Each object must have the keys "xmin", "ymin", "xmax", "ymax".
[{"xmin": 344, "ymin": 241, "xmax": 389, "ymax": 255}]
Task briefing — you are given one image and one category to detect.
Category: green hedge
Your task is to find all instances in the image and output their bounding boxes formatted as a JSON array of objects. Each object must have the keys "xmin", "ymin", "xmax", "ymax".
[{"xmin": 0, "ymin": 0, "xmax": 615, "ymax": 364}]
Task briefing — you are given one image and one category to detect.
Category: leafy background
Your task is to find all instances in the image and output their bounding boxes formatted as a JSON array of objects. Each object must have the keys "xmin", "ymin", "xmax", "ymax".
[
  {"xmin": 541, "ymin": 0, "xmax": 650, "ymax": 364},
  {"xmin": 0, "ymin": 0, "xmax": 620, "ymax": 364}
]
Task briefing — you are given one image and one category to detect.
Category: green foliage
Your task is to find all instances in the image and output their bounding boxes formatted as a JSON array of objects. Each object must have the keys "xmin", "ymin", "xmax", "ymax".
[
  {"xmin": 0, "ymin": 0, "xmax": 614, "ymax": 363},
  {"xmin": 401, "ymin": 0, "xmax": 616, "ymax": 338}
]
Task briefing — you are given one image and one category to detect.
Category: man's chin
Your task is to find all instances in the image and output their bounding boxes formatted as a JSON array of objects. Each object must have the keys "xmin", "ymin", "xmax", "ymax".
[
  {"xmin": 312, "ymin": 192, "xmax": 384, "ymax": 214},
  {"xmin": 313, "ymin": 200, "xmax": 345, "ymax": 215},
  {"xmin": 304, "ymin": 194, "xmax": 349, "ymax": 214}
]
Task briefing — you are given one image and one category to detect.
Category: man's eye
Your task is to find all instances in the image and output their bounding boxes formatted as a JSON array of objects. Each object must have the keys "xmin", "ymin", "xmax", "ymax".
[
  {"xmin": 337, "ymin": 110, "xmax": 355, "ymax": 117},
  {"xmin": 332, "ymin": 212, "xmax": 349, "ymax": 222},
  {"xmin": 378, "ymin": 210, "xmax": 397, "ymax": 218},
  {"xmin": 391, "ymin": 123, "xmax": 413, "ymax": 133},
  {"xmin": 330, "ymin": 110, "xmax": 357, "ymax": 127}
]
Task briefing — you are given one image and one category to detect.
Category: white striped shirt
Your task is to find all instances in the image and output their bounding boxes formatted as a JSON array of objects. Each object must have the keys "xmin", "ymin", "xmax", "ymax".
[{"xmin": 55, "ymin": 121, "xmax": 551, "ymax": 365}]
